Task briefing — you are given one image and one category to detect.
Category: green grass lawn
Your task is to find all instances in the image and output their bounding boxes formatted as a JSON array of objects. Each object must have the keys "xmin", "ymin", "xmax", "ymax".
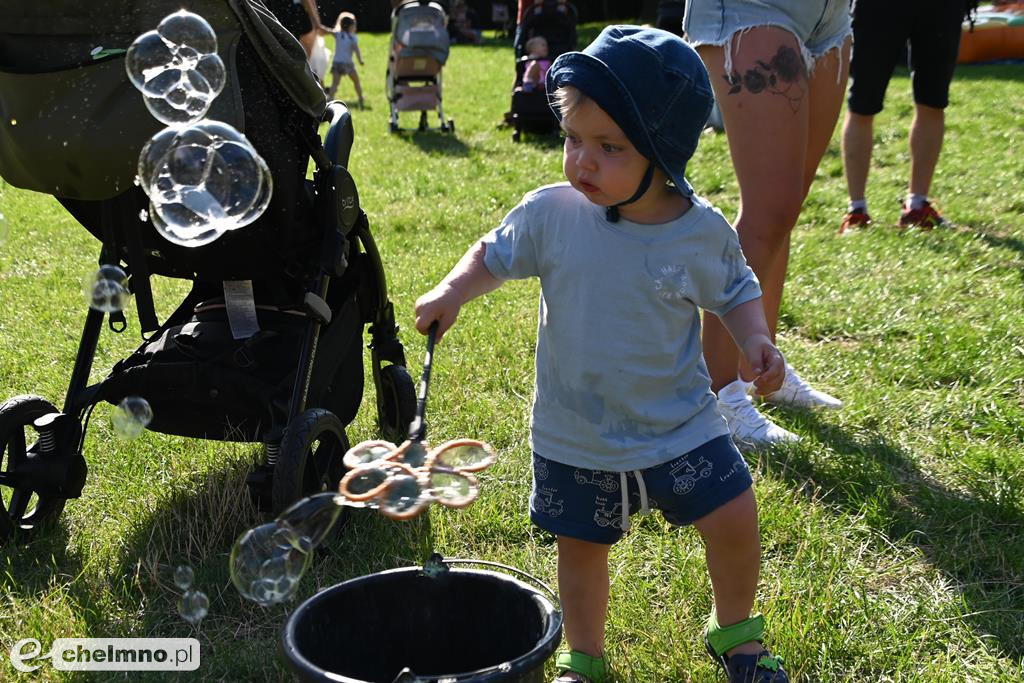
[{"xmin": 2, "ymin": 23, "xmax": 1023, "ymax": 682}]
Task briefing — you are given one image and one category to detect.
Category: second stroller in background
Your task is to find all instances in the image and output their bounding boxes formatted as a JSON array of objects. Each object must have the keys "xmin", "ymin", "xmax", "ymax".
[
  {"xmin": 508, "ymin": 0, "xmax": 577, "ymax": 141},
  {"xmin": 386, "ymin": 0, "xmax": 455, "ymax": 133}
]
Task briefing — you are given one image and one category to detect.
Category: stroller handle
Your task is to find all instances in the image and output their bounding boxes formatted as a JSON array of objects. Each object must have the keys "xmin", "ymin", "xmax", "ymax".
[{"xmin": 323, "ymin": 101, "xmax": 354, "ymax": 168}]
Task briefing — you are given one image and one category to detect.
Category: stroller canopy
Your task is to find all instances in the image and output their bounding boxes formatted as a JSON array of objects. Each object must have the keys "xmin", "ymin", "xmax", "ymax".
[
  {"xmin": 391, "ymin": 0, "xmax": 450, "ymax": 65},
  {"xmin": 0, "ymin": 0, "xmax": 326, "ymax": 200}
]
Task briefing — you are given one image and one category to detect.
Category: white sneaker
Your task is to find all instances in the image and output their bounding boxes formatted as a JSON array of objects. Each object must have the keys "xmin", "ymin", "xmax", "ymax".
[
  {"xmin": 717, "ymin": 379, "xmax": 800, "ymax": 452},
  {"xmin": 763, "ymin": 364, "xmax": 842, "ymax": 409}
]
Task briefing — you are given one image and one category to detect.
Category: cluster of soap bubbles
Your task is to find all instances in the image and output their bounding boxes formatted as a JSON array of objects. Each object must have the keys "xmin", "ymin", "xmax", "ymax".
[
  {"xmin": 126, "ymin": 10, "xmax": 272, "ymax": 248},
  {"xmin": 83, "ymin": 264, "xmax": 132, "ymax": 313},
  {"xmin": 111, "ymin": 396, "xmax": 154, "ymax": 439},
  {"xmin": 126, "ymin": 10, "xmax": 226, "ymax": 126},
  {"xmin": 339, "ymin": 438, "xmax": 496, "ymax": 520},
  {"xmin": 174, "ymin": 565, "xmax": 209, "ymax": 627},
  {"xmin": 229, "ymin": 493, "xmax": 343, "ymax": 606},
  {"xmin": 136, "ymin": 121, "xmax": 271, "ymax": 247}
]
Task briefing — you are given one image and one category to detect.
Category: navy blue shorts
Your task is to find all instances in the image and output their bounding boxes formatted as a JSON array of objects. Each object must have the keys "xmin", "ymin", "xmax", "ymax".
[{"xmin": 529, "ymin": 435, "xmax": 753, "ymax": 545}]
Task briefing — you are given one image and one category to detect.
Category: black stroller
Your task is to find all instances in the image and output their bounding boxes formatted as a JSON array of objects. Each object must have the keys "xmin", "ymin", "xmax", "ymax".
[
  {"xmin": 0, "ymin": 0, "xmax": 417, "ymax": 544},
  {"xmin": 508, "ymin": 0, "xmax": 577, "ymax": 142}
]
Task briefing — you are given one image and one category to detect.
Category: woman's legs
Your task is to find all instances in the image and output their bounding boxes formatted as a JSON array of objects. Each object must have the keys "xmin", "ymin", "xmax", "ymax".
[
  {"xmin": 699, "ymin": 30, "xmax": 850, "ymax": 392},
  {"xmin": 557, "ymin": 535, "xmax": 610, "ymax": 659}
]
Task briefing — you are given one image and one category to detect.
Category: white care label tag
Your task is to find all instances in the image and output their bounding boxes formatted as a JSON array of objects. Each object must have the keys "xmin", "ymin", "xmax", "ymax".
[{"xmin": 223, "ymin": 280, "xmax": 260, "ymax": 340}]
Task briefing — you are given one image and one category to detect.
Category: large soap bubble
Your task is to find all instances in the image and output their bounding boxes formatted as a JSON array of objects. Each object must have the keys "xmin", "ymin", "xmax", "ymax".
[
  {"xmin": 111, "ymin": 396, "xmax": 154, "ymax": 439},
  {"xmin": 230, "ymin": 521, "xmax": 312, "ymax": 606},
  {"xmin": 83, "ymin": 264, "xmax": 132, "ymax": 313},
  {"xmin": 138, "ymin": 120, "xmax": 272, "ymax": 246},
  {"xmin": 126, "ymin": 10, "xmax": 225, "ymax": 126}
]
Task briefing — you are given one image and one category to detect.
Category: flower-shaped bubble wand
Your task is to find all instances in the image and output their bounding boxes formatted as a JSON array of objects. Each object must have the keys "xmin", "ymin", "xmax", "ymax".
[{"xmin": 339, "ymin": 322, "xmax": 496, "ymax": 519}]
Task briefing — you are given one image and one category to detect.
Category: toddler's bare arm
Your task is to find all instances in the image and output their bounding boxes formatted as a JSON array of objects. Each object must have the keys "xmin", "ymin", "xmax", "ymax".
[
  {"xmin": 415, "ymin": 240, "xmax": 502, "ymax": 340},
  {"xmin": 718, "ymin": 298, "xmax": 785, "ymax": 394}
]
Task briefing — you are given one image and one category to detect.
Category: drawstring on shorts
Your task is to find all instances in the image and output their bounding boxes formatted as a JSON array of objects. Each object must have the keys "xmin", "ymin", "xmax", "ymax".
[{"xmin": 618, "ymin": 470, "xmax": 651, "ymax": 532}]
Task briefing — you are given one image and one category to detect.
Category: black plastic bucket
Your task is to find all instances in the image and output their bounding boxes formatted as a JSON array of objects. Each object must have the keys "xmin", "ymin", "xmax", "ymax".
[{"xmin": 281, "ymin": 559, "xmax": 563, "ymax": 682}]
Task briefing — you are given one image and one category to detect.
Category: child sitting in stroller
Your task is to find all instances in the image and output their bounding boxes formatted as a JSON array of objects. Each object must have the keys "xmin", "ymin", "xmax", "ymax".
[{"xmin": 521, "ymin": 36, "xmax": 550, "ymax": 92}]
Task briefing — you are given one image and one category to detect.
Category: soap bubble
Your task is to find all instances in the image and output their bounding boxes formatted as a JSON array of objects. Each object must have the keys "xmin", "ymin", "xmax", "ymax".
[
  {"xmin": 276, "ymin": 492, "xmax": 344, "ymax": 550},
  {"xmin": 342, "ymin": 440, "xmax": 397, "ymax": 468},
  {"xmin": 230, "ymin": 521, "xmax": 311, "ymax": 606},
  {"xmin": 84, "ymin": 264, "xmax": 132, "ymax": 313},
  {"xmin": 0, "ymin": 208, "xmax": 8, "ymax": 246},
  {"xmin": 397, "ymin": 440, "xmax": 428, "ymax": 468},
  {"xmin": 428, "ymin": 469, "xmax": 477, "ymax": 507},
  {"xmin": 173, "ymin": 565, "xmax": 194, "ymax": 590},
  {"xmin": 125, "ymin": 11, "xmax": 225, "ymax": 126},
  {"xmin": 378, "ymin": 473, "xmax": 430, "ymax": 519},
  {"xmin": 137, "ymin": 120, "xmax": 272, "ymax": 247},
  {"xmin": 434, "ymin": 441, "xmax": 496, "ymax": 472},
  {"xmin": 178, "ymin": 589, "xmax": 209, "ymax": 626},
  {"xmin": 111, "ymin": 396, "xmax": 154, "ymax": 439}
]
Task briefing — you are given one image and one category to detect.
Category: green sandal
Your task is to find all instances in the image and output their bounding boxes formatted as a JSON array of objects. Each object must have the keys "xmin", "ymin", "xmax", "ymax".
[
  {"xmin": 705, "ymin": 610, "xmax": 788, "ymax": 683},
  {"xmin": 553, "ymin": 649, "xmax": 609, "ymax": 683}
]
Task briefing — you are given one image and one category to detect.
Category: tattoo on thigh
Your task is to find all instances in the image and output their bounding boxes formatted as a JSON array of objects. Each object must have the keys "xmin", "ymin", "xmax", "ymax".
[{"xmin": 723, "ymin": 45, "xmax": 807, "ymax": 113}]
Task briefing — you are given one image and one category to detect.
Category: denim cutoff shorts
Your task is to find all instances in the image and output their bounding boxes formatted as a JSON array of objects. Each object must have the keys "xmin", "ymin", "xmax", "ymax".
[
  {"xmin": 529, "ymin": 435, "xmax": 753, "ymax": 545},
  {"xmin": 684, "ymin": 0, "xmax": 852, "ymax": 74}
]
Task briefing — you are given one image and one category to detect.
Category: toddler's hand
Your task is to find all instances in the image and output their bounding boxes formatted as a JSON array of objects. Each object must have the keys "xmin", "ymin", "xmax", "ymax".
[
  {"xmin": 740, "ymin": 334, "xmax": 785, "ymax": 395},
  {"xmin": 414, "ymin": 284, "xmax": 463, "ymax": 341}
]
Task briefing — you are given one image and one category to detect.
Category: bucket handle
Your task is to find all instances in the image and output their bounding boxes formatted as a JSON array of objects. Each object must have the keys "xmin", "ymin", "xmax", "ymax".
[{"xmin": 433, "ymin": 556, "xmax": 561, "ymax": 609}]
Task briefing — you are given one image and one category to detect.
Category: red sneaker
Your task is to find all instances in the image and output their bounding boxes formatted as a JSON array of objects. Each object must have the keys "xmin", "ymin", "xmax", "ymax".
[
  {"xmin": 899, "ymin": 201, "xmax": 946, "ymax": 230},
  {"xmin": 839, "ymin": 210, "xmax": 872, "ymax": 235}
]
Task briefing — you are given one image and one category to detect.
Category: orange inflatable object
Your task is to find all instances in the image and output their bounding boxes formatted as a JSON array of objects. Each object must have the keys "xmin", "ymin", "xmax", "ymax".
[{"xmin": 958, "ymin": 3, "xmax": 1024, "ymax": 63}]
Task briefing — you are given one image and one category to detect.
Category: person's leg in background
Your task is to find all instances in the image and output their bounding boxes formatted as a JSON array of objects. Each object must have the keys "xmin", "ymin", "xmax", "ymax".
[
  {"xmin": 899, "ymin": 0, "xmax": 965, "ymax": 229},
  {"xmin": 698, "ymin": 26, "xmax": 850, "ymax": 449},
  {"xmin": 841, "ymin": 0, "xmax": 903, "ymax": 233}
]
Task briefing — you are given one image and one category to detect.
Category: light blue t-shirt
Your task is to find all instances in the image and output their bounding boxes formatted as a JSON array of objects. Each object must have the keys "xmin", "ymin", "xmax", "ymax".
[
  {"xmin": 482, "ymin": 183, "xmax": 761, "ymax": 471},
  {"xmin": 332, "ymin": 31, "xmax": 358, "ymax": 65}
]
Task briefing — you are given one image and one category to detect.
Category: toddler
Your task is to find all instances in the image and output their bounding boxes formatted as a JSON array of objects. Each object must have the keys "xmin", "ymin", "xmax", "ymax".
[
  {"xmin": 415, "ymin": 26, "xmax": 790, "ymax": 683},
  {"xmin": 326, "ymin": 12, "xmax": 364, "ymax": 109},
  {"xmin": 522, "ymin": 35, "xmax": 551, "ymax": 92}
]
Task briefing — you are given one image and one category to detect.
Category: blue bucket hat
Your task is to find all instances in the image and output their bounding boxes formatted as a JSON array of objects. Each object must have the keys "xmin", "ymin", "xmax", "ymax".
[{"xmin": 546, "ymin": 25, "xmax": 713, "ymax": 200}]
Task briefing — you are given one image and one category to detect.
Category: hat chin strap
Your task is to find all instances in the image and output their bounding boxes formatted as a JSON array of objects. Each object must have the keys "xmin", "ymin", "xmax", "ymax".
[{"xmin": 606, "ymin": 162, "xmax": 655, "ymax": 223}]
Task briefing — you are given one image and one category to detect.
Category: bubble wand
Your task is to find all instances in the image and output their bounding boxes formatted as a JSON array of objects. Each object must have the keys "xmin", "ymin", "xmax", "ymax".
[{"xmin": 339, "ymin": 322, "xmax": 496, "ymax": 519}]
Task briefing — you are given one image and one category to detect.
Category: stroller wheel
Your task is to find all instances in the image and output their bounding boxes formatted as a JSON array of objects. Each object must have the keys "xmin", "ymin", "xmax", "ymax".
[
  {"xmin": 418, "ymin": 111, "xmax": 428, "ymax": 132},
  {"xmin": 0, "ymin": 395, "xmax": 69, "ymax": 545},
  {"xmin": 376, "ymin": 364, "xmax": 416, "ymax": 444},
  {"xmin": 389, "ymin": 121, "xmax": 399, "ymax": 134},
  {"xmin": 272, "ymin": 409, "xmax": 349, "ymax": 517},
  {"xmin": 512, "ymin": 130, "xmax": 521, "ymax": 142},
  {"xmin": 447, "ymin": 119, "xmax": 455, "ymax": 134}
]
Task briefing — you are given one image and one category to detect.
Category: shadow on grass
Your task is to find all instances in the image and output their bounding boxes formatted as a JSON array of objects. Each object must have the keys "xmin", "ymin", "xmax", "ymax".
[
  {"xmin": 393, "ymin": 127, "xmax": 471, "ymax": 156},
  {"xmin": 0, "ymin": 456, "xmax": 436, "ymax": 680},
  {"xmin": 976, "ymin": 228, "xmax": 1024, "ymax": 265},
  {"xmin": 952, "ymin": 62, "xmax": 1024, "ymax": 83},
  {"xmin": 763, "ymin": 410, "xmax": 1024, "ymax": 661}
]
